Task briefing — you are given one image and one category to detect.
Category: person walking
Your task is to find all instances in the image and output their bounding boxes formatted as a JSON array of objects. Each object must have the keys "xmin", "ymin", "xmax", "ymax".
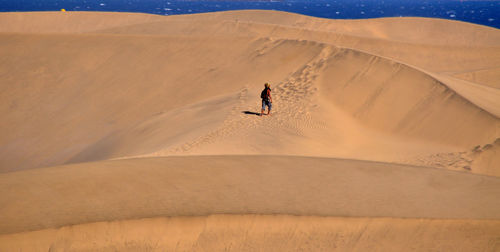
[{"xmin": 260, "ymin": 83, "xmax": 272, "ymax": 116}]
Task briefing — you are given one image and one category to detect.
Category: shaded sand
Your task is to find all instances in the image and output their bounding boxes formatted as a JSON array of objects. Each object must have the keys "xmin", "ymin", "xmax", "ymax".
[
  {"xmin": 1, "ymin": 215, "xmax": 500, "ymax": 251},
  {"xmin": 1, "ymin": 10, "xmax": 500, "ymax": 250}
]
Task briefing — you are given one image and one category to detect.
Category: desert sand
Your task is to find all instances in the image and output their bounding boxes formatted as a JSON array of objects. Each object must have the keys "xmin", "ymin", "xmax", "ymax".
[{"xmin": 0, "ymin": 10, "xmax": 499, "ymax": 251}]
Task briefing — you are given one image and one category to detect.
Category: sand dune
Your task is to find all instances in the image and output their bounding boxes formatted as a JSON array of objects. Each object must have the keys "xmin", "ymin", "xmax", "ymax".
[
  {"xmin": 4, "ymin": 11, "xmax": 499, "ymax": 46},
  {"xmin": 1, "ymin": 33, "xmax": 497, "ymax": 172},
  {"xmin": 0, "ymin": 11, "xmax": 164, "ymax": 34},
  {"xmin": 2, "ymin": 156, "xmax": 500, "ymax": 234},
  {"xmin": 1, "ymin": 10, "xmax": 499, "ymax": 250}
]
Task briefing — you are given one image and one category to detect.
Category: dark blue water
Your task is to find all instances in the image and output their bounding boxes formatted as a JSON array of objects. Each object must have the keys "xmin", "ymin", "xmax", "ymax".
[{"xmin": 1, "ymin": 0, "xmax": 499, "ymax": 29}]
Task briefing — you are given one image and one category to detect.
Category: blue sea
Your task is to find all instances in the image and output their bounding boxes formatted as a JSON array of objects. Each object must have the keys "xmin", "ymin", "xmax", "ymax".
[{"xmin": 1, "ymin": 0, "xmax": 499, "ymax": 29}]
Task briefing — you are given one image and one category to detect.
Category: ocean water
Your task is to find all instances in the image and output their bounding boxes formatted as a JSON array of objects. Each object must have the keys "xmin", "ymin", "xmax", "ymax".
[{"xmin": 0, "ymin": 0, "xmax": 499, "ymax": 29}]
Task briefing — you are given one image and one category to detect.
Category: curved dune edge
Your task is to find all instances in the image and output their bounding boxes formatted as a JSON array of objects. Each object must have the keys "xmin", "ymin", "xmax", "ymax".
[
  {"xmin": 1, "ymin": 32, "xmax": 498, "ymax": 173},
  {"xmin": 453, "ymin": 67, "xmax": 500, "ymax": 89},
  {"xmin": 1, "ymin": 155, "xmax": 500, "ymax": 234},
  {"xmin": 424, "ymin": 71, "xmax": 500, "ymax": 118},
  {"xmin": 331, "ymin": 45, "xmax": 500, "ymax": 118},
  {"xmin": 1, "ymin": 215, "xmax": 500, "ymax": 251}
]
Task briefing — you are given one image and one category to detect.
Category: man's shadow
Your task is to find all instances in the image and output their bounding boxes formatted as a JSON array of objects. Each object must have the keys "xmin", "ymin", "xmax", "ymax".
[{"xmin": 242, "ymin": 111, "xmax": 261, "ymax": 116}]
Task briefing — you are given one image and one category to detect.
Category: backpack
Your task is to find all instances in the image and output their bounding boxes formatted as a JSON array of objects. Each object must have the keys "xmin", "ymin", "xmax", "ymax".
[{"xmin": 261, "ymin": 88, "xmax": 270, "ymax": 100}]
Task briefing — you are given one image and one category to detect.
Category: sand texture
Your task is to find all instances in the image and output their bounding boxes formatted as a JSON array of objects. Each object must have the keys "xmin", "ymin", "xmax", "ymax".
[
  {"xmin": 2, "ymin": 216, "xmax": 500, "ymax": 252},
  {"xmin": 0, "ymin": 10, "xmax": 499, "ymax": 251}
]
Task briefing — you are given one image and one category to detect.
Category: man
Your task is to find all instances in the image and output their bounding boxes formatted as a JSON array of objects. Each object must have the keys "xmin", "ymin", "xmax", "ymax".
[{"xmin": 260, "ymin": 83, "xmax": 272, "ymax": 116}]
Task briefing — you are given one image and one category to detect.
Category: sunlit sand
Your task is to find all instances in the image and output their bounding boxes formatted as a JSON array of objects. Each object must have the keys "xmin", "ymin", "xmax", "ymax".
[{"xmin": 1, "ymin": 10, "xmax": 499, "ymax": 251}]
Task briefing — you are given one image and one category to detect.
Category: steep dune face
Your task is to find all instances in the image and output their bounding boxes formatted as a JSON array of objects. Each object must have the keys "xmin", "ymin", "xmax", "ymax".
[{"xmin": 318, "ymin": 48, "xmax": 498, "ymax": 147}]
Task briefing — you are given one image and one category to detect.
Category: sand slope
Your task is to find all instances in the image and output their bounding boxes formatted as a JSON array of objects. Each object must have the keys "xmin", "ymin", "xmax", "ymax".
[
  {"xmin": 2, "ymin": 215, "xmax": 500, "ymax": 251},
  {"xmin": 2, "ymin": 156, "xmax": 500, "ymax": 234},
  {"xmin": 0, "ymin": 31, "xmax": 498, "ymax": 173},
  {"xmin": 1, "ymin": 10, "xmax": 500, "ymax": 251}
]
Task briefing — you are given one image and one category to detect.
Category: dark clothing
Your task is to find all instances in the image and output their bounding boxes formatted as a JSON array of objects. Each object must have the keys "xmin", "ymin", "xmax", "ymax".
[
  {"xmin": 262, "ymin": 99, "xmax": 272, "ymax": 110},
  {"xmin": 261, "ymin": 87, "xmax": 271, "ymax": 101}
]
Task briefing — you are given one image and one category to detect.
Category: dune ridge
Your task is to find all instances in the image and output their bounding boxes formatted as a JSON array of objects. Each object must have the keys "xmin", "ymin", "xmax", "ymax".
[
  {"xmin": 3, "ymin": 11, "xmax": 500, "ymax": 46},
  {"xmin": 1, "ymin": 10, "xmax": 500, "ymax": 250}
]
